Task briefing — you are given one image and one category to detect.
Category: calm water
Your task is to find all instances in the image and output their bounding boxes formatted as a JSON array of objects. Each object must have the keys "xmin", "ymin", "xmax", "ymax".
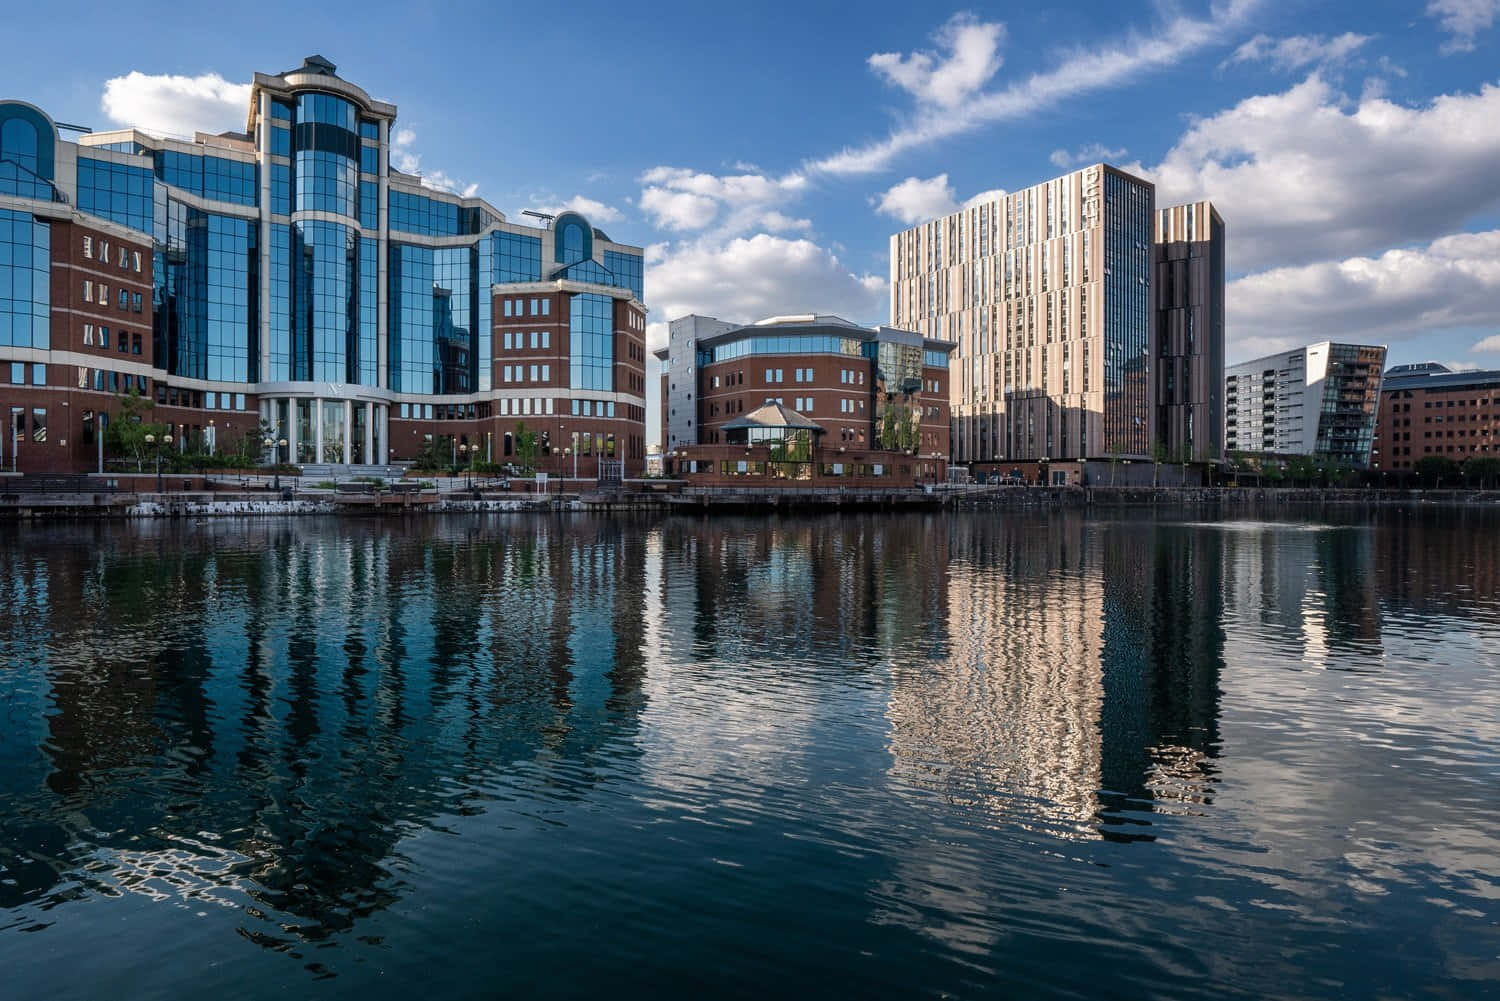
[{"xmin": 1, "ymin": 511, "xmax": 1498, "ymax": 999}]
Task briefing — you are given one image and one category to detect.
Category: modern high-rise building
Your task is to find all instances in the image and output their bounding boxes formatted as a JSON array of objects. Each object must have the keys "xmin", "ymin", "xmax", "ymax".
[
  {"xmin": 1224, "ymin": 342, "xmax": 1387, "ymax": 466},
  {"xmin": 889, "ymin": 163, "xmax": 1225, "ymax": 469},
  {"xmin": 1153, "ymin": 200, "xmax": 1225, "ymax": 464},
  {"xmin": 0, "ymin": 56, "xmax": 648, "ymax": 476},
  {"xmin": 890, "ymin": 163, "xmax": 1157, "ymax": 465}
]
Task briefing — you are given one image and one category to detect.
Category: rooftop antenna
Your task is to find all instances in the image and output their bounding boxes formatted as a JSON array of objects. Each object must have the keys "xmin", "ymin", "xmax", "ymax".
[
  {"xmin": 522, "ymin": 210, "xmax": 555, "ymax": 223},
  {"xmin": 56, "ymin": 122, "xmax": 92, "ymax": 134}
]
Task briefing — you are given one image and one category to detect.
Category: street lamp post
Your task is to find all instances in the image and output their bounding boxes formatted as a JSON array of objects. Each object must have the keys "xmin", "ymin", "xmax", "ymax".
[
  {"xmin": 145, "ymin": 432, "xmax": 174, "ymax": 492},
  {"xmin": 459, "ymin": 443, "xmax": 472, "ymax": 488}
]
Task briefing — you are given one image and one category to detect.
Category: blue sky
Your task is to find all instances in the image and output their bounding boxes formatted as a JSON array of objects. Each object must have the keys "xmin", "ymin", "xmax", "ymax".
[{"xmin": 5, "ymin": 0, "xmax": 1500, "ymax": 372}]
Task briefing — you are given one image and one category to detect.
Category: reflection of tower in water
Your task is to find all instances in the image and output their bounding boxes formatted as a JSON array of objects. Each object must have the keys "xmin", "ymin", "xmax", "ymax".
[
  {"xmin": 885, "ymin": 515, "xmax": 1227, "ymax": 843},
  {"xmin": 886, "ymin": 513, "xmax": 1107, "ymax": 840},
  {"xmin": 1098, "ymin": 524, "xmax": 1226, "ymax": 839}
]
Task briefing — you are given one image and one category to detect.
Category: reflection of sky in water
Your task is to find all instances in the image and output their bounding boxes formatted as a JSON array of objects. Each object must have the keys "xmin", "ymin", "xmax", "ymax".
[{"xmin": 0, "ymin": 510, "xmax": 1498, "ymax": 998}]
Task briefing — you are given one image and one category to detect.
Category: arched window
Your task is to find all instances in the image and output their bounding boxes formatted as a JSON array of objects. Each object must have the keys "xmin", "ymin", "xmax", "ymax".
[
  {"xmin": 552, "ymin": 212, "xmax": 593, "ymax": 265},
  {"xmin": 1, "ymin": 117, "xmax": 39, "ymax": 176}
]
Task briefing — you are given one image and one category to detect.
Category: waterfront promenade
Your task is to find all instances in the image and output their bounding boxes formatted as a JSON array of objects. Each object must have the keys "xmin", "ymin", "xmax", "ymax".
[{"xmin": 3, "ymin": 475, "xmax": 1498, "ymax": 518}]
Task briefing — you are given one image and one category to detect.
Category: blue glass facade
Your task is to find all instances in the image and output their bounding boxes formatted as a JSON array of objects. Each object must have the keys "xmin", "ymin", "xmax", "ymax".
[
  {"xmin": 0, "ymin": 104, "xmax": 55, "ymax": 185},
  {"xmin": 602, "ymin": 250, "xmax": 644, "ymax": 300},
  {"xmin": 358, "ymin": 237, "xmax": 378, "ymax": 386},
  {"xmin": 75, "ymin": 156, "xmax": 153, "ymax": 234},
  {"xmin": 569, "ymin": 293, "xmax": 613, "ymax": 392},
  {"xmin": 0, "ymin": 159, "xmax": 60, "ymax": 202},
  {"xmin": 292, "ymin": 220, "xmax": 359, "ymax": 382},
  {"xmin": 554, "ymin": 212, "xmax": 592, "ymax": 264},
  {"xmin": 494, "ymin": 231, "xmax": 541, "ymax": 282},
  {"xmin": 1102, "ymin": 171, "xmax": 1153, "ymax": 457},
  {"xmin": 296, "ymin": 150, "xmax": 357, "ymax": 217},
  {"xmin": 699, "ymin": 333, "xmax": 864, "ymax": 365},
  {"xmin": 389, "ymin": 243, "xmax": 476, "ymax": 394},
  {"xmin": 0, "ymin": 209, "xmax": 48, "ymax": 349},
  {"xmin": 153, "ymin": 150, "xmax": 257, "ymax": 206},
  {"xmin": 152, "ymin": 200, "xmax": 258, "ymax": 382},
  {"xmin": 390, "ymin": 190, "xmax": 485, "ymax": 237},
  {"xmin": 268, "ymin": 224, "xmax": 292, "ymax": 380}
]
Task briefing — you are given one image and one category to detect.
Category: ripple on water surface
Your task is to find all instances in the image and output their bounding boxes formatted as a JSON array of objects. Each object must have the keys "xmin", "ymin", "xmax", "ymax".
[{"xmin": 1, "ymin": 510, "xmax": 1498, "ymax": 999}]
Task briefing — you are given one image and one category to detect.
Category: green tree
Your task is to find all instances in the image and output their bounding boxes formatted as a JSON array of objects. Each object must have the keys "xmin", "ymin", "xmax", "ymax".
[
  {"xmin": 1463, "ymin": 456, "xmax": 1500, "ymax": 489},
  {"xmin": 1175, "ymin": 441, "xmax": 1192, "ymax": 486},
  {"xmin": 104, "ymin": 388, "xmax": 167, "ymax": 472},
  {"xmin": 514, "ymin": 421, "xmax": 539, "ymax": 472},
  {"xmin": 1414, "ymin": 455, "xmax": 1459, "ymax": 487}
]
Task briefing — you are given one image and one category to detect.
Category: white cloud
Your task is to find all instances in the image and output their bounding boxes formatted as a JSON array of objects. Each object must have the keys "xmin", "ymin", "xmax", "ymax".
[
  {"xmin": 100, "ymin": 71, "xmax": 250, "ymax": 138},
  {"xmin": 1426, "ymin": 0, "xmax": 1500, "ymax": 52},
  {"xmin": 390, "ymin": 126, "xmax": 477, "ymax": 197},
  {"xmin": 869, "ymin": 13, "xmax": 1005, "ymax": 108},
  {"xmin": 1142, "ymin": 75, "xmax": 1500, "ymax": 272},
  {"xmin": 1228, "ymin": 229, "xmax": 1500, "ymax": 360},
  {"xmin": 1473, "ymin": 334, "xmax": 1500, "ymax": 353},
  {"xmin": 639, "ymin": 186, "xmax": 720, "ymax": 230},
  {"xmin": 962, "ymin": 188, "xmax": 1007, "ymax": 209},
  {"xmin": 536, "ymin": 195, "xmax": 623, "ymax": 224},
  {"xmin": 638, "ymin": 166, "xmax": 808, "ymax": 235},
  {"xmin": 1048, "ymin": 143, "xmax": 1129, "ymax": 169},
  {"xmin": 648, "ymin": 234, "xmax": 888, "ymax": 333},
  {"xmin": 875, "ymin": 174, "xmax": 958, "ymax": 224},
  {"xmin": 810, "ymin": 0, "xmax": 1259, "ymax": 176},
  {"xmin": 757, "ymin": 211, "xmax": 812, "ymax": 232},
  {"xmin": 1224, "ymin": 32, "xmax": 1372, "ymax": 71}
]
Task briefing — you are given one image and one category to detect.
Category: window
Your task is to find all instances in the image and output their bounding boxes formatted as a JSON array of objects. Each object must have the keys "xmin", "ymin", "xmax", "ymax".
[
  {"xmin": 99, "ymin": 326, "xmax": 109, "ymax": 349},
  {"xmin": 99, "ymin": 283, "xmax": 108, "ymax": 305},
  {"xmin": 119, "ymin": 289, "xmax": 128, "ymax": 310},
  {"xmin": 30, "ymin": 363, "xmax": 43, "ymax": 385},
  {"xmin": 99, "ymin": 241, "xmax": 109, "ymax": 262},
  {"xmin": 531, "ymin": 330, "xmax": 539, "ymax": 349},
  {"xmin": 132, "ymin": 251, "xmax": 141, "ymax": 272},
  {"xmin": 83, "ymin": 280, "xmax": 92, "ymax": 303},
  {"xmin": 530, "ymin": 364, "xmax": 538, "ymax": 381},
  {"xmin": 132, "ymin": 292, "xmax": 142, "ymax": 313},
  {"xmin": 83, "ymin": 323, "xmax": 93, "ymax": 346},
  {"xmin": 542, "ymin": 299, "xmax": 550, "ymax": 316},
  {"xmin": 132, "ymin": 332, "xmax": 141, "ymax": 355},
  {"xmin": 504, "ymin": 365, "xmax": 513, "ymax": 383},
  {"xmin": 541, "ymin": 330, "xmax": 550, "ymax": 349},
  {"xmin": 118, "ymin": 330, "xmax": 128, "ymax": 353},
  {"xmin": 31, "ymin": 408, "xmax": 45, "ymax": 443},
  {"xmin": 531, "ymin": 298, "xmax": 539, "ymax": 315},
  {"xmin": 118, "ymin": 246, "xmax": 127, "ymax": 268},
  {"xmin": 504, "ymin": 300, "xmax": 512, "ymax": 317},
  {"xmin": 503, "ymin": 332, "xmax": 512, "ymax": 350}
]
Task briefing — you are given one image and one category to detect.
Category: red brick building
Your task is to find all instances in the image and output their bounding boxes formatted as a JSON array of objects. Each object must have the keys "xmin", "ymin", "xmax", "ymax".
[
  {"xmin": 1373, "ymin": 362, "xmax": 1500, "ymax": 472},
  {"xmin": 655, "ymin": 314, "xmax": 953, "ymax": 487}
]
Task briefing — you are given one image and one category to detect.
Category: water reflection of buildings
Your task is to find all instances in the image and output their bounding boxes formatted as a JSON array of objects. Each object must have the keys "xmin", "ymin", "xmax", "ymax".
[
  {"xmin": 1221, "ymin": 523, "xmax": 1384, "ymax": 669},
  {"xmin": 0, "ymin": 519, "xmax": 650, "ymax": 949},
  {"xmin": 885, "ymin": 515, "xmax": 1228, "ymax": 843}
]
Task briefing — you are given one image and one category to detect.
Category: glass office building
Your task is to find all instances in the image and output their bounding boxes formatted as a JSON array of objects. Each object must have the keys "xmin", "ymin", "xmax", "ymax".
[{"xmin": 0, "ymin": 56, "xmax": 647, "ymax": 473}]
